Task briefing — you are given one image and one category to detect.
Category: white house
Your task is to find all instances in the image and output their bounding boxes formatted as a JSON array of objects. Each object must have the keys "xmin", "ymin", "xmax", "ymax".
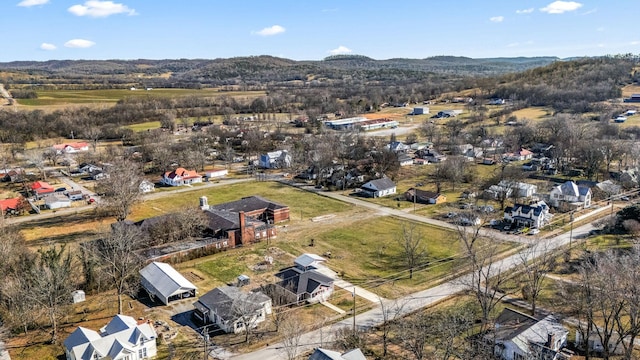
[
  {"xmin": 360, "ymin": 177, "xmax": 397, "ymax": 198},
  {"xmin": 549, "ymin": 181, "xmax": 591, "ymax": 209},
  {"xmin": 139, "ymin": 262, "xmax": 197, "ymax": 305},
  {"xmin": 398, "ymin": 153, "xmax": 414, "ymax": 166},
  {"xmin": 63, "ymin": 314, "xmax": 157, "ymax": 360},
  {"xmin": 504, "ymin": 201, "xmax": 553, "ymax": 229},
  {"xmin": 193, "ymin": 286, "xmax": 272, "ymax": 334},
  {"xmin": 492, "ymin": 308, "xmax": 568, "ymax": 360},
  {"xmin": 504, "ymin": 149, "xmax": 534, "ymax": 161},
  {"xmin": 259, "ymin": 150, "xmax": 291, "ymax": 169},
  {"xmin": 308, "ymin": 348, "xmax": 367, "ymax": 360},
  {"xmin": 139, "ymin": 180, "xmax": 155, "ymax": 194},
  {"xmin": 53, "ymin": 142, "xmax": 89, "ymax": 155},
  {"xmin": 161, "ymin": 168, "xmax": 202, "ymax": 186},
  {"xmin": 498, "ymin": 180, "xmax": 538, "ymax": 198},
  {"xmin": 205, "ymin": 168, "xmax": 228, "ymax": 179}
]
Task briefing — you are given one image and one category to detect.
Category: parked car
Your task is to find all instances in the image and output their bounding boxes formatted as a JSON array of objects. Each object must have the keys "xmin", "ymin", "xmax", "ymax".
[
  {"xmin": 528, "ymin": 228, "xmax": 540, "ymax": 235},
  {"xmin": 621, "ymin": 196, "xmax": 630, "ymax": 201},
  {"xmin": 55, "ymin": 187, "xmax": 67, "ymax": 192}
]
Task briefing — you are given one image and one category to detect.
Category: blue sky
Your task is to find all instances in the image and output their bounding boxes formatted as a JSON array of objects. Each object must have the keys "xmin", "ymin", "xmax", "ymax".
[{"xmin": 4, "ymin": 0, "xmax": 639, "ymax": 62}]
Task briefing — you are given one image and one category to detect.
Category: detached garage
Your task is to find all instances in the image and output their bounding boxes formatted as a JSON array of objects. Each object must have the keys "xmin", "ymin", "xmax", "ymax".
[{"xmin": 139, "ymin": 262, "xmax": 197, "ymax": 305}]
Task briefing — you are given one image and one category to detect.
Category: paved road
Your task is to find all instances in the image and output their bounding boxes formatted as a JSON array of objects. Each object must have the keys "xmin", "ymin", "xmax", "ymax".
[{"xmin": 229, "ymin": 222, "xmax": 595, "ymax": 360}]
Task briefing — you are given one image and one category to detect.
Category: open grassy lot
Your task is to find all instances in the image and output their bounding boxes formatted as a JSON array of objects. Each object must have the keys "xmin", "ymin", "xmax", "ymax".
[
  {"xmin": 130, "ymin": 181, "xmax": 352, "ymax": 220},
  {"xmin": 16, "ymin": 88, "xmax": 267, "ymax": 107}
]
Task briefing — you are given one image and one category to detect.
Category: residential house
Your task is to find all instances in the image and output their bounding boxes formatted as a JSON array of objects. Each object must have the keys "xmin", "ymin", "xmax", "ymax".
[
  {"xmin": 63, "ymin": 314, "xmax": 157, "ymax": 360},
  {"xmin": 259, "ymin": 150, "xmax": 291, "ymax": 169},
  {"xmin": 411, "ymin": 107, "xmax": 429, "ymax": 115},
  {"xmin": 308, "ymin": 348, "xmax": 367, "ymax": 360},
  {"xmin": 161, "ymin": 168, "xmax": 202, "ymax": 186},
  {"xmin": 139, "ymin": 262, "xmax": 197, "ymax": 305},
  {"xmin": 491, "ymin": 308, "xmax": 568, "ymax": 360},
  {"xmin": 44, "ymin": 194, "xmax": 72, "ymax": 209},
  {"xmin": 31, "ymin": 181, "xmax": 54, "ymax": 199},
  {"xmin": 78, "ymin": 163, "xmax": 102, "ymax": 175},
  {"xmin": 53, "ymin": 142, "xmax": 89, "ymax": 155},
  {"xmin": 405, "ymin": 188, "xmax": 446, "ymax": 204},
  {"xmin": 192, "ymin": 286, "xmax": 272, "ymax": 334},
  {"xmin": 413, "ymin": 158, "xmax": 429, "ymax": 165},
  {"xmin": 397, "ymin": 153, "xmax": 414, "ymax": 166},
  {"xmin": 485, "ymin": 181, "xmax": 537, "ymax": 200},
  {"xmin": 504, "ymin": 149, "xmax": 534, "ymax": 161},
  {"xmin": 0, "ymin": 197, "xmax": 26, "ymax": 216},
  {"xmin": 624, "ymin": 94, "xmax": 640, "ymax": 103},
  {"xmin": 0, "ymin": 168, "xmax": 24, "ymax": 183},
  {"xmin": 360, "ymin": 177, "xmax": 396, "ymax": 198},
  {"xmin": 205, "ymin": 168, "xmax": 228, "ymax": 179},
  {"xmin": 202, "ymin": 195, "xmax": 289, "ymax": 247},
  {"xmin": 386, "ymin": 141, "xmax": 410, "ymax": 153},
  {"xmin": 416, "ymin": 149, "xmax": 446, "ymax": 163},
  {"xmin": 504, "ymin": 201, "xmax": 553, "ymax": 229},
  {"xmin": 67, "ymin": 190, "xmax": 84, "ymax": 201},
  {"xmin": 434, "ymin": 110, "xmax": 458, "ymax": 118},
  {"xmin": 488, "ymin": 98, "xmax": 506, "ymax": 105},
  {"xmin": 272, "ymin": 255, "xmax": 335, "ymax": 304},
  {"xmin": 620, "ymin": 168, "xmax": 639, "ymax": 188},
  {"xmin": 549, "ymin": 181, "xmax": 591, "ymax": 209},
  {"xmin": 139, "ymin": 180, "xmax": 155, "ymax": 194},
  {"xmin": 410, "ymin": 142, "xmax": 433, "ymax": 151},
  {"xmin": 595, "ymin": 180, "xmax": 621, "ymax": 196}
]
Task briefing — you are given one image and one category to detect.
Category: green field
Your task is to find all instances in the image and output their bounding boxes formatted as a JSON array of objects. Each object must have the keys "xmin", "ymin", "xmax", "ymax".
[
  {"xmin": 16, "ymin": 88, "xmax": 267, "ymax": 106},
  {"xmin": 131, "ymin": 181, "xmax": 353, "ymax": 220}
]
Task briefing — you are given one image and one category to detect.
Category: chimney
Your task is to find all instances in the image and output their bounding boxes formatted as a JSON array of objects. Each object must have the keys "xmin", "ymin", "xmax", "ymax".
[
  {"xmin": 547, "ymin": 333, "xmax": 554, "ymax": 348},
  {"xmin": 238, "ymin": 211, "xmax": 246, "ymax": 244},
  {"xmin": 199, "ymin": 196, "xmax": 209, "ymax": 210}
]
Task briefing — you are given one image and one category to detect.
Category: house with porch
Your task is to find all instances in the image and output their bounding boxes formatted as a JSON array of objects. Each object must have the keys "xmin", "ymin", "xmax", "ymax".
[
  {"xmin": 504, "ymin": 201, "xmax": 552, "ymax": 229},
  {"xmin": 63, "ymin": 314, "xmax": 157, "ymax": 360},
  {"xmin": 161, "ymin": 168, "xmax": 202, "ymax": 186},
  {"xmin": 360, "ymin": 177, "xmax": 396, "ymax": 198},
  {"xmin": 272, "ymin": 254, "xmax": 335, "ymax": 304},
  {"xmin": 549, "ymin": 181, "xmax": 591, "ymax": 210},
  {"xmin": 192, "ymin": 286, "xmax": 272, "ymax": 334}
]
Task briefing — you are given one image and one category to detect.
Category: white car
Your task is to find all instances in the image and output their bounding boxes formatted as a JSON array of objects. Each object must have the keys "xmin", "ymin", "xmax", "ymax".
[{"xmin": 528, "ymin": 228, "xmax": 540, "ymax": 235}]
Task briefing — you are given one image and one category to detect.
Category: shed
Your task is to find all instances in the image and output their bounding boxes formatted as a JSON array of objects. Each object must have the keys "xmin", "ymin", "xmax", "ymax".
[
  {"xmin": 139, "ymin": 262, "xmax": 197, "ymax": 305},
  {"xmin": 44, "ymin": 194, "xmax": 71, "ymax": 209},
  {"xmin": 71, "ymin": 290, "xmax": 86, "ymax": 303},
  {"xmin": 67, "ymin": 190, "xmax": 84, "ymax": 201}
]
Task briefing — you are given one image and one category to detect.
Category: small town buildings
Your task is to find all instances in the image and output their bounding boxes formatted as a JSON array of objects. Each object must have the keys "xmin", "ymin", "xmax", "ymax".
[
  {"xmin": 491, "ymin": 308, "xmax": 568, "ymax": 360},
  {"xmin": 485, "ymin": 181, "xmax": 537, "ymax": 200},
  {"xmin": 405, "ymin": 188, "xmax": 446, "ymax": 204},
  {"xmin": 411, "ymin": 107, "xmax": 429, "ymax": 115},
  {"xmin": 31, "ymin": 181, "xmax": 55, "ymax": 198},
  {"xmin": 259, "ymin": 150, "xmax": 291, "ymax": 169},
  {"xmin": 504, "ymin": 201, "xmax": 552, "ymax": 229},
  {"xmin": 44, "ymin": 194, "xmax": 72, "ymax": 209},
  {"xmin": 192, "ymin": 286, "xmax": 272, "ymax": 334},
  {"xmin": 308, "ymin": 348, "xmax": 367, "ymax": 360},
  {"xmin": 161, "ymin": 168, "xmax": 202, "ymax": 186},
  {"xmin": 205, "ymin": 168, "xmax": 229, "ymax": 179},
  {"xmin": 504, "ymin": 149, "xmax": 534, "ymax": 161},
  {"xmin": 71, "ymin": 290, "xmax": 86, "ymax": 304},
  {"xmin": 416, "ymin": 149, "xmax": 446, "ymax": 163},
  {"xmin": 139, "ymin": 180, "xmax": 155, "ymax": 194},
  {"xmin": 203, "ymin": 195, "xmax": 289, "ymax": 247},
  {"xmin": 624, "ymin": 94, "xmax": 640, "ymax": 103},
  {"xmin": 397, "ymin": 153, "xmax": 414, "ymax": 166},
  {"xmin": 139, "ymin": 262, "xmax": 197, "ymax": 305},
  {"xmin": 63, "ymin": 314, "xmax": 157, "ymax": 360},
  {"xmin": 549, "ymin": 181, "xmax": 592, "ymax": 209},
  {"xmin": 53, "ymin": 142, "xmax": 89, "ymax": 155},
  {"xmin": 386, "ymin": 141, "xmax": 410, "ymax": 153},
  {"xmin": 360, "ymin": 177, "xmax": 397, "ymax": 198}
]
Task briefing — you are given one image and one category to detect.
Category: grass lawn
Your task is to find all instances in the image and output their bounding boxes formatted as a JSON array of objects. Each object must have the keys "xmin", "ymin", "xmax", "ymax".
[
  {"xmin": 130, "ymin": 181, "xmax": 352, "ymax": 220},
  {"xmin": 124, "ymin": 121, "xmax": 162, "ymax": 132}
]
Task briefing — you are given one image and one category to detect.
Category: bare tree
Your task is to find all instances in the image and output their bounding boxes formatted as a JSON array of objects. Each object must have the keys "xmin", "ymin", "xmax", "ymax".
[
  {"xmin": 82, "ymin": 125, "xmax": 103, "ymax": 152},
  {"xmin": 28, "ymin": 245, "xmax": 75, "ymax": 343},
  {"xmin": 395, "ymin": 311, "xmax": 429, "ymax": 360},
  {"xmin": 89, "ymin": 224, "xmax": 146, "ymax": 314},
  {"xmin": 97, "ymin": 159, "xmax": 144, "ymax": 222},
  {"xmin": 378, "ymin": 298, "xmax": 404, "ymax": 357},
  {"xmin": 232, "ymin": 292, "xmax": 266, "ymax": 343},
  {"xmin": 517, "ymin": 241, "xmax": 556, "ymax": 316},
  {"xmin": 396, "ymin": 222, "xmax": 427, "ymax": 280},
  {"xmin": 41, "ymin": 148, "xmax": 61, "ymax": 166},
  {"xmin": 279, "ymin": 313, "xmax": 304, "ymax": 360}
]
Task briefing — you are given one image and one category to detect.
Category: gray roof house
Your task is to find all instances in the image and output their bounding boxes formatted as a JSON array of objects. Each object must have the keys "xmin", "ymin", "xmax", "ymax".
[
  {"xmin": 63, "ymin": 314, "xmax": 157, "ymax": 360},
  {"xmin": 308, "ymin": 348, "xmax": 367, "ymax": 360},
  {"xmin": 549, "ymin": 181, "xmax": 591, "ymax": 209},
  {"xmin": 491, "ymin": 308, "xmax": 568, "ymax": 360},
  {"xmin": 360, "ymin": 177, "xmax": 396, "ymax": 198},
  {"xmin": 139, "ymin": 262, "xmax": 197, "ymax": 305},
  {"xmin": 193, "ymin": 286, "xmax": 272, "ymax": 334},
  {"xmin": 504, "ymin": 201, "xmax": 553, "ymax": 229},
  {"xmin": 274, "ymin": 266, "xmax": 335, "ymax": 304}
]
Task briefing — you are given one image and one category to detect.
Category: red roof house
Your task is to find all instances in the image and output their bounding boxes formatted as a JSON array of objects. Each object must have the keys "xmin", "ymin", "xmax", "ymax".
[
  {"xmin": 0, "ymin": 197, "xmax": 24, "ymax": 215},
  {"xmin": 52, "ymin": 142, "xmax": 89, "ymax": 154},
  {"xmin": 161, "ymin": 168, "xmax": 202, "ymax": 186},
  {"xmin": 31, "ymin": 181, "xmax": 55, "ymax": 197}
]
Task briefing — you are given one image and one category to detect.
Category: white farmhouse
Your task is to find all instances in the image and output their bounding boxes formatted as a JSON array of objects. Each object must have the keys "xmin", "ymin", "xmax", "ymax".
[
  {"xmin": 549, "ymin": 181, "xmax": 591, "ymax": 209},
  {"xmin": 360, "ymin": 177, "xmax": 397, "ymax": 198},
  {"xmin": 504, "ymin": 201, "xmax": 552, "ymax": 229}
]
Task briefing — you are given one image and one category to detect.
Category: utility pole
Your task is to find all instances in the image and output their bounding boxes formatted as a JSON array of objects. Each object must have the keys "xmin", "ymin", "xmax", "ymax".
[
  {"xmin": 569, "ymin": 211, "xmax": 574, "ymax": 249},
  {"xmin": 352, "ymin": 287, "xmax": 356, "ymax": 335},
  {"xmin": 203, "ymin": 325, "xmax": 210, "ymax": 360}
]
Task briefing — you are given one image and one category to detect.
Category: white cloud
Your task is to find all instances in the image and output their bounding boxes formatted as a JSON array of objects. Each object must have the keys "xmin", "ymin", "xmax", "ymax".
[
  {"xmin": 515, "ymin": 8, "xmax": 534, "ymax": 14},
  {"xmin": 40, "ymin": 43, "xmax": 56, "ymax": 50},
  {"xmin": 540, "ymin": 1, "xmax": 583, "ymax": 14},
  {"xmin": 68, "ymin": 1, "xmax": 136, "ymax": 17},
  {"xmin": 17, "ymin": 0, "xmax": 49, "ymax": 7},
  {"xmin": 328, "ymin": 45, "xmax": 352, "ymax": 55},
  {"xmin": 64, "ymin": 39, "xmax": 96, "ymax": 48},
  {"xmin": 582, "ymin": 8, "xmax": 597, "ymax": 15},
  {"xmin": 253, "ymin": 25, "xmax": 286, "ymax": 36},
  {"xmin": 507, "ymin": 42, "xmax": 519, "ymax": 47},
  {"xmin": 490, "ymin": 16, "xmax": 504, "ymax": 23},
  {"xmin": 631, "ymin": 41, "xmax": 640, "ymax": 45}
]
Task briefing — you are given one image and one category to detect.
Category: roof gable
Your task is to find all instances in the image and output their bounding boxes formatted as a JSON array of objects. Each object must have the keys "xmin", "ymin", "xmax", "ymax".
[
  {"xmin": 363, "ymin": 177, "xmax": 396, "ymax": 191},
  {"xmin": 139, "ymin": 262, "xmax": 197, "ymax": 300}
]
